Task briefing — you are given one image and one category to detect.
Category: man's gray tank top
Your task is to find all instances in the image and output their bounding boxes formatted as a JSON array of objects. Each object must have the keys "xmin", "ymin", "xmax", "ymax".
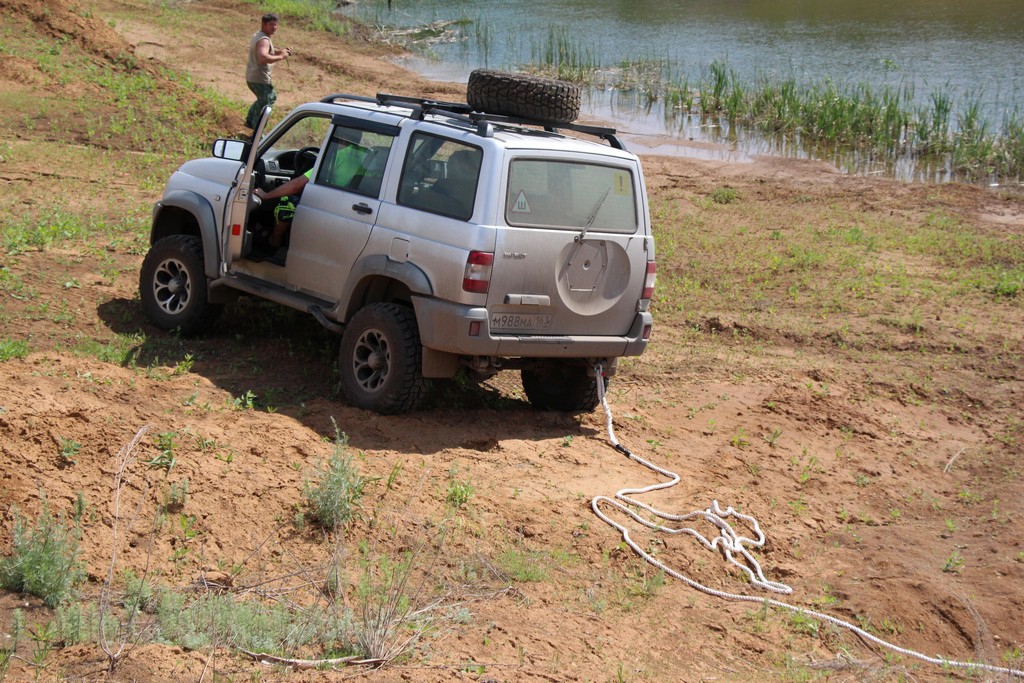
[{"xmin": 246, "ymin": 31, "xmax": 273, "ymax": 84}]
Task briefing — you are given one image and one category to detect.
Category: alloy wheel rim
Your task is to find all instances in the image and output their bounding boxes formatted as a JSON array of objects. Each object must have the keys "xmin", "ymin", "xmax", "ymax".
[
  {"xmin": 153, "ymin": 258, "xmax": 190, "ymax": 315},
  {"xmin": 352, "ymin": 329, "xmax": 390, "ymax": 393}
]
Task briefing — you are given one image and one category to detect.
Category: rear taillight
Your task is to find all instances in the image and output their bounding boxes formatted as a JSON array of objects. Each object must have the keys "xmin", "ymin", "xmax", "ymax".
[
  {"xmin": 641, "ymin": 261, "xmax": 656, "ymax": 300},
  {"xmin": 463, "ymin": 251, "xmax": 493, "ymax": 293}
]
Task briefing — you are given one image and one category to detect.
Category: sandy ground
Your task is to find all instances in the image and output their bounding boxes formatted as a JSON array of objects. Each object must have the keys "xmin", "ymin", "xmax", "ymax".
[{"xmin": 0, "ymin": 0, "xmax": 1022, "ymax": 680}]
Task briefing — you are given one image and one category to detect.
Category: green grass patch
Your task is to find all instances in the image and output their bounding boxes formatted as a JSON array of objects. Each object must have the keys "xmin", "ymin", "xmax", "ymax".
[
  {"xmin": 650, "ymin": 192, "xmax": 1022, "ymax": 339},
  {"xmin": 3, "ymin": 210, "xmax": 97, "ymax": 254},
  {"xmin": 495, "ymin": 545, "xmax": 575, "ymax": 583},
  {"xmin": 496, "ymin": 546, "xmax": 548, "ymax": 582},
  {"xmin": 70, "ymin": 333, "xmax": 145, "ymax": 366},
  {"xmin": 152, "ymin": 589, "xmax": 352, "ymax": 652},
  {"xmin": 242, "ymin": 0, "xmax": 351, "ymax": 36},
  {"xmin": 1, "ymin": 11, "xmax": 238, "ymax": 166},
  {"xmin": 56, "ymin": 588, "xmax": 354, "ymax": 654}
]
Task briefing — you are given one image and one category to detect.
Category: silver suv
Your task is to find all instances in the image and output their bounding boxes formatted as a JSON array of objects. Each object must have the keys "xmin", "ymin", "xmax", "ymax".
[{"xmin": 140, "ymin": 88, "xmax": 656, "ymax": 414}]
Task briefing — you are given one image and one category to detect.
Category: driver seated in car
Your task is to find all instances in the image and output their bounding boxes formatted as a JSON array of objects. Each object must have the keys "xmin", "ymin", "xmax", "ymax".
[{"xmin": 254, "ymin": 133, "xmax": 367, "ymax": 251}]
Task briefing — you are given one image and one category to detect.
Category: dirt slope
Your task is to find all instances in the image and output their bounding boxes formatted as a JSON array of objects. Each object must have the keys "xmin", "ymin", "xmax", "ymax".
[{"xmin": 0, "ymin": 0, "xmax": 1022, "ymax": 681}]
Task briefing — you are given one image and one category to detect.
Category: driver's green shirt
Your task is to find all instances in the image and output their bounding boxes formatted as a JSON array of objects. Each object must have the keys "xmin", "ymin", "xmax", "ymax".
[{"xmin": 307, "ymin": 143, "xmax": 365, "ymax": 190}]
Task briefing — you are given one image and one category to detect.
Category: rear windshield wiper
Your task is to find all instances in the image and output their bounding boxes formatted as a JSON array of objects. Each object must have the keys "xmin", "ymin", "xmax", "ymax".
[{"xmin": 577, "ymin": 186, "xmax": 611, "ymax": 242}]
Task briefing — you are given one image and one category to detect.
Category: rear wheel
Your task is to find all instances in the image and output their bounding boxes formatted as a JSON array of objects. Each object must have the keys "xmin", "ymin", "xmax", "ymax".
[
  {"xmin": 339, "ymin": 303, "xmax": 427, "ymax": 414},
  {"xmin": 139, "ymin": 235, "xmax": 221, "ymax": 335},
  {"xmin": 522, "ymin": 362, "xmax": 604, "ymax": 412}
]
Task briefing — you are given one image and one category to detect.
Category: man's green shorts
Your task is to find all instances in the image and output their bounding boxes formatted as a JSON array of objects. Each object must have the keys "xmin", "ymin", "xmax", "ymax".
[{"xmin": 275, "ymin": 195, "xmax": 299, "ymax": 222}]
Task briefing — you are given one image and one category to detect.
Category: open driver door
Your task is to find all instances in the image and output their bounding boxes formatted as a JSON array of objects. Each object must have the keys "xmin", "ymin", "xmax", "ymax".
[{"xmin": 223, "ymin": 105, "xmax": 272, "ymax": 266}]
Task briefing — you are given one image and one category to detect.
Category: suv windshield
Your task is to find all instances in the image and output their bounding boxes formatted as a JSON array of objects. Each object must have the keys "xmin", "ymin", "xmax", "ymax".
[
  {"xmin": 505, "ymin": 159, "xmax": 637, "ymax": 232},
  {"xmin": 265, "ymin": 114, "xmax": 331, "ymax": 155}
]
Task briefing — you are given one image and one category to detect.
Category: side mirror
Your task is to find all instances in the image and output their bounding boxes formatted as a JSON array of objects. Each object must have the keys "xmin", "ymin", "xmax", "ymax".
[{"xmin": 212, "ymin": 138, "xmax": 249, "ymax": 160}]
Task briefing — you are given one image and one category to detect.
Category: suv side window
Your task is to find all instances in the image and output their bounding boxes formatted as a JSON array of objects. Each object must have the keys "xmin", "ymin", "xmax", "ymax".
[
  {"xmin": 314, "ymin": 124, "xmax": 396, "ymax": 198},
  {"xmin": 397, "ymin": 133, "xmax": 482, "ymax": 221}
]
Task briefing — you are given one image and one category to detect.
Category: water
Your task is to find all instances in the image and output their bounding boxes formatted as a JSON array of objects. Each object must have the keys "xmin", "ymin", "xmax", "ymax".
[{"xmin": 344, "ymin": 0, "xmax": 1024, "ymax": 179}]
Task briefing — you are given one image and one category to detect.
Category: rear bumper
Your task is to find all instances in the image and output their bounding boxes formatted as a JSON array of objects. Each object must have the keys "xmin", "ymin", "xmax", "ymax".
[{"xmin": 412, "ymin": 296, "xmax": 651, "ymax": 359}]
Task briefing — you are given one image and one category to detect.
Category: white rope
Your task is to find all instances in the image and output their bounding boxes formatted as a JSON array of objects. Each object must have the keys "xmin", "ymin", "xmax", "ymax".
[{"xmin": 591, "ymin": 364, "xmax": 1024, "ymax": 679}]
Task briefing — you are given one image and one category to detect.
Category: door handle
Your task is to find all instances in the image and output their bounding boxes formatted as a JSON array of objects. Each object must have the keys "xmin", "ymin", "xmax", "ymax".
[
  {"xmin": 352, "ymin": 203, "xmax": 373, "ymax": 215},
  {"xmin": 504, "ymin": 294, "xmax": 551, "ymax": 306}
]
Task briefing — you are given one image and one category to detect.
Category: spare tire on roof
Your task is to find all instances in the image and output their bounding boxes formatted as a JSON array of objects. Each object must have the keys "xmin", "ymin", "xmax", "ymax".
[{"xmin": 467, "ymin": 69, "xmax": 581, "ymax": 125}]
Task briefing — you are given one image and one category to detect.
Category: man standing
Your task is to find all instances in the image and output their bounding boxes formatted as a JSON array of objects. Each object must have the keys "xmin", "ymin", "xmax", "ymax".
[{"xmin": 245, "ymin": 13, "xmax": 292, "ymax": 130}]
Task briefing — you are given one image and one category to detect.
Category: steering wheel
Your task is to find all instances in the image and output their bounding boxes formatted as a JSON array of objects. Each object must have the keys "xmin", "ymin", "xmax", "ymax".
[{"xmin": 295, "ymin": 146, "xmax": 319, "ymax": 176}]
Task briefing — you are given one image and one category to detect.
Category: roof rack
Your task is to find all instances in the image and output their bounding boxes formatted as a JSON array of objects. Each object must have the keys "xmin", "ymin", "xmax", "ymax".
[{"xmin": 318, "ymin": 92, "xmax": 624, "ymax": 150}]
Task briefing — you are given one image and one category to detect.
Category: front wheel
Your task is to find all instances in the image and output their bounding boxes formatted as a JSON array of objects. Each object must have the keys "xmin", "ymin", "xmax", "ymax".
[
  {"xmin": 339, "ymin": 303, "xmax": 427, "ymax": 414},
  {"xmin": 521, "ymin": 362, "xmax": 605, "ymax": 412},
  {"xmin": 139, "ymin": 235, "xmax": 221, "ymax": 335}
]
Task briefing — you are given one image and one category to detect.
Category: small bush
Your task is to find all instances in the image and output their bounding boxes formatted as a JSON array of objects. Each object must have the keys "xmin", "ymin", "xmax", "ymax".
[
  {"xmin": 0, "ymin": 502, "xmax": 85, "ymax": 607},
  {"xmin": 54, "ymin": 602, "xmax": 106, "ymax": 646},
  {"xmin": 0, "ymin": 338, "xmax": 29, "ymax": 362},
  {"xmin": 146, "ymin": 431, "xmax": 177, "ymax": 472},
  {"xmin": 354, "ymin": 547, "xmax": 418, "ymax": 661},
  {"xmin": 58, "ymin": 437, "xmax": 81, "ymax": 466},
  {"xmin": 993, "ymin": 268, "xmax": 1023, "ymax": 297},
  {"xmin": 445, "ymin": 478, "xmax": 474, "ymax": 509},
  {"xmin": 163, "ymin": 478, "xmax": 189, "ymax": 512},
  {"xmin": 121, "ymin": 569, "xmax": 155, "ymax": 614},
  {"xmin": 304, "ymin": 423, "xmax": 374, "ymax": 530},
  {"xmin": 710, "ymin": 187, "xmax": 739, "ymax": 204}
]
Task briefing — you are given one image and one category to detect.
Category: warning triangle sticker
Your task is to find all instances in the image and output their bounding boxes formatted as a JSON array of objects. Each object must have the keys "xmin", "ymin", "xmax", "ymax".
[{"xmin": 511, "ymin": 190, "xmax": 532, "ymax": 213}]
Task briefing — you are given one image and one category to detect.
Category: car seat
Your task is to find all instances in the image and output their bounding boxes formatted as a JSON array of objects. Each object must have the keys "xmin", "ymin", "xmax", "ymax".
[
  {"xmin": 430, "ymin": 149, "xmax": 481, "ymax": 219},
  {"xmin": 356, "ymin": 146, "xmax": 391, "ymax": 196}
]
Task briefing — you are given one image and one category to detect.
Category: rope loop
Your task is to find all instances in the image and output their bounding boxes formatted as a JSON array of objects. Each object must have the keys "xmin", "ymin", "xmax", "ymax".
[{"xmin": 592, "ymin": 363, "xmax": 1023, "ymax": 678}]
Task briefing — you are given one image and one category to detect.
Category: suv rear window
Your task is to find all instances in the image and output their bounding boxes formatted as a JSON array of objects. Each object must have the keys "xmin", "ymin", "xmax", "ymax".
[
  {"xmin": 398, "ymin": 134, "xmax": 482, "ymax": 221},
  {"xmin": 505, "ymin": 159, "xmax": 637, "ymax": 232}
]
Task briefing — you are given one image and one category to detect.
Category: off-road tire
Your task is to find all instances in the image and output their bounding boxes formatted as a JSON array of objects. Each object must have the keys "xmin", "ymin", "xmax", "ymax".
[
  {"xmin": 139, "ymin": 234, "xmax": 221, "ymax": 335},
  {"xmin": 339, "ymin": 303, "xmax": 427, "ymax": 414},
  {"xmin": 521, "ymin": 362, "xmax": 604, "ymax": 412},
  {"xmin": 467, "ymin": 69, "xmax": 581, "ymax": 124}
]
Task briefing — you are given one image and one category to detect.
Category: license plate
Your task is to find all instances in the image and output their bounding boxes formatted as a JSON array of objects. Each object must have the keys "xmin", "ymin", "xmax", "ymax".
[{"xmin": 489, "ymin": 312, "xmax": 552, "ymax": 332}]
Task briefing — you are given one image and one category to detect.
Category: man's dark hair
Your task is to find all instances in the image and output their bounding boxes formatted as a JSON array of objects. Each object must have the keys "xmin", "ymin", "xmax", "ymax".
[{"xmin": 261, "ymin": 13, "xmax": 279, "ymax": 24}]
